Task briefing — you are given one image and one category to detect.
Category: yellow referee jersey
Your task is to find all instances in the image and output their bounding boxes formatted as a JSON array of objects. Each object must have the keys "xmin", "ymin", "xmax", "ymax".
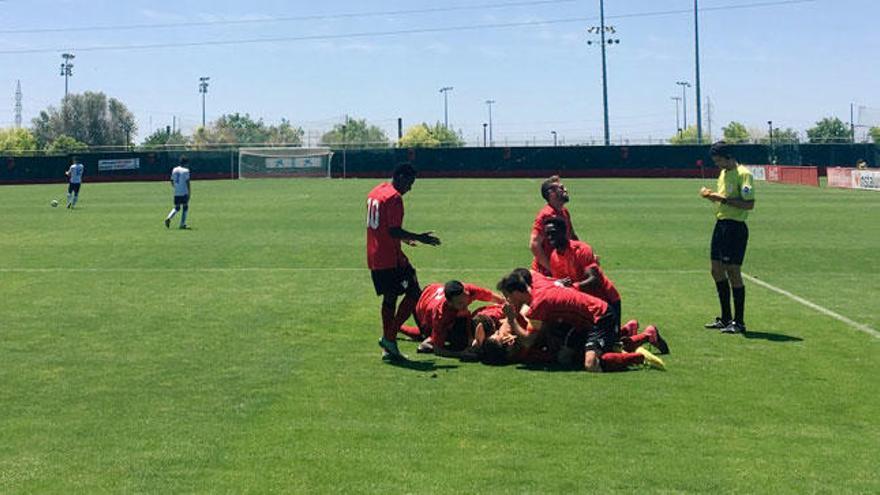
[{"xmin": 716, "ymin": 164, "xmax": 755, "ymax": 222}]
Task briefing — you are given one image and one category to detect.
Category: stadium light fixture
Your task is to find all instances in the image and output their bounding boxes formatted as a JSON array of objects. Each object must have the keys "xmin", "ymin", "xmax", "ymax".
[
  {"xmin": 60, "ymin": 53, "xmax": 75, "ymax": 99},
  {"xmin": 586, "ymin": 0, "xmax": 619, "ymax": 146},
  {"xmin": 199, "ymin": 77, "xmax": 210, "ymax": 128},
  {"xmin": 676, "ymin": 81, "xmax": 692, "ymax": 130}
]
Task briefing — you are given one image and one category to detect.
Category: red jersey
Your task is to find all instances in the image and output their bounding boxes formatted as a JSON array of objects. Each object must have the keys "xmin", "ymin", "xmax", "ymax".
[
  {"xmin": 366, "ymin": 182, "xmax": 408, "ymax": 270},
  {"xmin": 530, "ymin": 270, "xmax": 564, "ymax": 292},
  {"xmin": 549, "ymin": 240, "xmax": 620, "ymax": 303},
  {"xmin": 525, "ymin": 285, "xmax": 608, "ymax": 331},
  {"xmin": 531, "ymin": 204, "xmax": 576, "ymax": 274},
  {"xmin": 416, "ymin": 283, "xmax": 497, "ymax": 347},
  {"xmin": 471, "ymin": 304, "xmax": 528, "ymax": 330}
]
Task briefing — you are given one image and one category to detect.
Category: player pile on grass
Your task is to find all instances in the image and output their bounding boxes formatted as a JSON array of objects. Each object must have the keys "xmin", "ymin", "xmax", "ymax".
[{"xmin": 366, "ymin": 170, "xmax": 668, "ymax": 371}]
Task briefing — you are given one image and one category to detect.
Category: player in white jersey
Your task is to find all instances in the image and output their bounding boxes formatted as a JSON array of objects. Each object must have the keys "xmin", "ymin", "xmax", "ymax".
[
  {"xmin": 164, "ymin": 156, "xmax": 192, "ymax": 229},
  {"xmin": 65, "ymin": 156, "xmax": 84, "ymax": 209}
]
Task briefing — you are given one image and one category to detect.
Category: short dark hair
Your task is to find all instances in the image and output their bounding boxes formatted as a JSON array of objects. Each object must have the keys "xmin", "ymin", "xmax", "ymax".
[
  {"xmin": 497, "ymin": 272, "xmax": 529, "ymax": 294},
  {"xmin": 540, "ymin": 175, "xmax": 561, "ymax": 201},
  {"xmin": 512, "ymin": 267, "xmax": 532, "ymax": 287},
  {"xmin": 444, "ymin": 280, "xmax": 465, "ymax": 300},
  {"xmin": 393, "ymin": 163, "xmax": 417, "ymax": 180},
  {"xmin": 473, "ymin": 314, "xmax": 496, "ymax": 336},
  {"xmin": 179, "ymin": 155, "xmax": 190, "ymax": 165},
  {"xmin": 709, "ymin": 141, "xmax": 734, "ymax": 159},
  {"xmin": 480, "ymin": 339, "xmax": 509, "ymax": 366},
  {"xmin": 542, "ymin": 215, "xmax": 567, "ymax": 232}
]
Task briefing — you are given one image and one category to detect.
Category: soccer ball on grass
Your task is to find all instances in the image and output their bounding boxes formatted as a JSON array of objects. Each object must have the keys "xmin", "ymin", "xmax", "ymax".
[{"xmin": 50, "ymin": 199, "xmax": 59, "ymax": 207}]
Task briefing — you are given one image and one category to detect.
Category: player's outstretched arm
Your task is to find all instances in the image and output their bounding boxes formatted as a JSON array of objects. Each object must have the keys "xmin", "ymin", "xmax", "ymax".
[{"xmin": 389, "ymin": 227, "xmax": 441, "ymax": 246}]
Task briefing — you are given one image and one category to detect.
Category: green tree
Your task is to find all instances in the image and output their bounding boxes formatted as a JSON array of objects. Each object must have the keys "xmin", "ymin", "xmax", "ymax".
[
  {"xmin": 399, "ymin": 123, "xmax": 464, "ymax": 148},
  {"xmin": 806, "ymin": 117, "xmax": 851, "ymax": 143},
  {"xmin": 266, "ymin": 118, "xmax": 305, "ymax": 146},
  {"xmin": 31, "ymin": 91, "xmax": 136, "ymax": 149},
  {"xmin": 0, "ymin": 127, "xmax": 38, "ymax": 153},
  {"xmin": 869, "ymin": 126, "xmax": 880, "ymax": 144},
  {"xmin": 759, "ymin": 127, "xmax": 800, "ymax": 144},
  {"xmin": 191, "ymin": 113, "xmax": 303, "ymax": 147},
  {"xmin": 722, "ymin": 121, "xmax": 751, "ymax": 143},
  {"xmin": 46, "ymin": 135, "xmax": 89, "ymax": 154},
  {"xmin": 141, "ymin": 128, "xmax": 189, "ymax": 148},
  {"xmin": 321, "ymin": 116, "xmax": 390, "ymax": 148},
  {"xmin": 669, "ymin": 125, "xmax": 701, "ymax": 145}
]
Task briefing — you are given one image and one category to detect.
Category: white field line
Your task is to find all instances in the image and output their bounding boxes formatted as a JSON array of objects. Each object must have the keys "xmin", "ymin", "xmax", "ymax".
[{"xmin": 743, "ymin": 273, "xmax": 880, "ymax": 340}]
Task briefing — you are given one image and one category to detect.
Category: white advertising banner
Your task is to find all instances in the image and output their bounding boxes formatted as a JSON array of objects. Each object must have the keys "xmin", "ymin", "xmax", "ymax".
[
  {"xmin": 265, "ymin": 156, "xmax": 322, "ymax": 169},
  {"xmin": 746, "ymin": 165, "xmax": 766, "ymax": 181},
  {"xmin": 98, "ymin": 158, "xmax": 140, "ymax": 171},
  {"xmin": 851, "ymin": 170, "xmax": 880, "ymax": 191}
]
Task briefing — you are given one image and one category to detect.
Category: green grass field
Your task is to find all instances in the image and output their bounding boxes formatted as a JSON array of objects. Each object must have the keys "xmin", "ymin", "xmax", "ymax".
[{"xmin": 1, "ymin": 177, "xmax": 878, "ymax": 493}]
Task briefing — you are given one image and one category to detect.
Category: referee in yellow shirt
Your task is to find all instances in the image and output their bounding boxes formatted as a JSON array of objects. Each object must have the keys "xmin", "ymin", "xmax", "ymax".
[{"xmin": 700, "ymin": 141, "xmax": 755, "ymax": 334}]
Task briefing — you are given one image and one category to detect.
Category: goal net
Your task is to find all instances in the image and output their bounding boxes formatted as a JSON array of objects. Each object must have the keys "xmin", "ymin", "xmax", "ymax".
[{"xmin": 238, "ymin": 147, "xmax": 334, "ymax": 179}]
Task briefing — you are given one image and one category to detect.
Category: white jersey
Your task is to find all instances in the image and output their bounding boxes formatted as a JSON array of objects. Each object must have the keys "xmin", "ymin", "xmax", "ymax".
[
  {"xmin": 171, "ymin": 166, "xmax": 191, "ymax": 196},
  {"xmin": 68, "ymin": 163, "xmax": 84, "ymax": 184}
]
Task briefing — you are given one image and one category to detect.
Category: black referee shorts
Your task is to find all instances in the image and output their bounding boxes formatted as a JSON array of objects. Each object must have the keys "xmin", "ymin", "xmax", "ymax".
[
  {"xmin": 710, "ymin": 219, "xmax": 749, "ymax": 266},
  {"xmin": 370, "ymin": 264, "xmax": 420, "ymax": 298},
  {"xmin": 68, "ymin": 183, "xmax": 81, "ymax": 194}
]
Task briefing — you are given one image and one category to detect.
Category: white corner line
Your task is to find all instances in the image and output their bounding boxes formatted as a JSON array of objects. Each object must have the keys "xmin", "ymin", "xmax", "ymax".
[{"xmin": 743, "ymin": 273, "xmax": 880, "ymax": 340}]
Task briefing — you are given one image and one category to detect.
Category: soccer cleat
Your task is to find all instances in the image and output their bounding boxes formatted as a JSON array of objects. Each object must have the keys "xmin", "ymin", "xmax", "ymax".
[
  {"xmin": 165, "ymin": 218, "xmax": 171, "ymax": 229},
  {"xmin": 644, "ymin": 325, "xmax": 670, "ymax": 355},
  {"xmin": 635, "ymin": 346, "xmax": 666, "ymax": 371},
  {"xmin": 704, "ymin": 317, "xmax": 729, "ymax": 330},
  {"xmin": 179, "ymin": 225, "xmax": 190, "ymax": 230},
  {"xmin": 378, "ymin": 337, "xmax": 407, "ymax": 361},
  {"xmin": 720, "ymin": 321, "xmax": 747, "ymax": 334},
  {"xmin": 66, "ymin": 203, "xmax": 71, "ymax": 209}
]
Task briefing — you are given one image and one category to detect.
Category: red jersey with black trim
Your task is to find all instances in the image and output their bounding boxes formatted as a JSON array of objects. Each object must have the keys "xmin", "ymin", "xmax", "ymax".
[
  {"xmin": 549, "ymin": 240, "xmax": 620, "ymax": 303},
  {"xmin": 525, "ymin": 285, "xmax": 608, "ymax": 331},
  {"xmin": 416, "ymin": 283, "xmax": 497, "ymax": 346},
  {"xmin": 529, "ymin": 270, "xmax": 565, "ymax": 292},
  {"xmin": 531, "ymin": 204, "xmax": 576, "ymax": 274},
  {"xmin": 366, "ymin": 182, "xmax": 408, "ymax": 270}
]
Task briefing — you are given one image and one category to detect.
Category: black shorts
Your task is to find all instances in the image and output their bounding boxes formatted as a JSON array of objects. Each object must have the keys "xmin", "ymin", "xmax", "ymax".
[
  {"xmin": 609, "ymin": 299, "xmax": 622, "ymax": 330},
  {"xmin": 371, "ymin": 264, "xmax": 420, "ymax": 297},
  {"xmin": 584, "ymin": 310, "xmax": 619, "ymax": 355},
  {"xmin": 68, "ymin": 182, "xmax": 81, "ymax": 194},
  {"xmin": 174, "ymin": 195, "xmax": 190, "ymax": 206},
  {"xmin": 710, "ymin": 219, "xmax": 749, "ymax": 266}
]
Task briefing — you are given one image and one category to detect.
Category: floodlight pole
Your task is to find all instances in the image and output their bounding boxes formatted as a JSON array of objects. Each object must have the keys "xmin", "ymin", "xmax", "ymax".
[
  {"xmin": 60, "ymin": 53, "xmax": 75, "ymax": 99},
  {"xmin": 482, "ymin": 123, "xmax": 488, "ymax": 147},
  {"xmin": 671, "ymin": 96, "xmax": 682, "ymax": 135},
  {"xmin": 440, "ymin": 86, "xmax": 453, "ymax": 129},
  {"xmin": 694, "ymin": 0, "xmax": 703, "ymax": 143},
  {"xmin": 551, "ymin": 130, "xmax": 558, "ymax": 146},
  {"xmin": 599, "ymin": 0, "xmax": 610, "ymax": 146},
  {"xmin": 485, "ymin": 100, "xmax": 496, "ymax": 147},
  {"xmin": 676, "ymin": 81, "xmax": 691, "ymax": 130},
  {"xmin": 198, "ymin": 77, "xmax": 210, "ymax": 128}
]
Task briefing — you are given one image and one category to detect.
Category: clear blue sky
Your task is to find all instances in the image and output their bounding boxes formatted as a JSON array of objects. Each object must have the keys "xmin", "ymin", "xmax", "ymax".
[{"xmin": 1, "ymin": 0, "xmax": 877, "ymax": 145}]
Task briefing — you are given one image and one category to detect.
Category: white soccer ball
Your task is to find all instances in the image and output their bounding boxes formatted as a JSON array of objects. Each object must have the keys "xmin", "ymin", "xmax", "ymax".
[{"xmin": 50, "ymin": 199, "xmax": 59, "ymax": 208}]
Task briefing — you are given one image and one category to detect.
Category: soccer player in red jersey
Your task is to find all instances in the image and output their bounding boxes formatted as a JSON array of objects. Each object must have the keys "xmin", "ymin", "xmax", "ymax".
[
  {"xmin": 544, "ymin": 216, "xmax": 621, "ymax": 307},
  {"xmin": 409, "ymin": 280, "xmax": 504, "ymax": 359},
  {"xmin": 496, "ymin": 272, "xmax": 666, "ymax": 371},
  {"xmin": 530, "ymin": 176, "xmax": 578, "ymax": 276},
  {"xmin": 366, "ymin": 164, "xmax": 441, "ymax": 361}
]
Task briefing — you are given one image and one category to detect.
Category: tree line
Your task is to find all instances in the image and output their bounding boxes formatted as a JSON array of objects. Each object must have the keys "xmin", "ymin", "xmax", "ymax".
[{"xmin": 0, "ymin": 91, "xmax": 877, "ymax": 153}]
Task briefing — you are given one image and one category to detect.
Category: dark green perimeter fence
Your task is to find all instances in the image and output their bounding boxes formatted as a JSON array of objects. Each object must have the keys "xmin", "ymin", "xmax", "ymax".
[{"xmin": 2, "ymin": 144, "xmax": 876, "ymax": 185}]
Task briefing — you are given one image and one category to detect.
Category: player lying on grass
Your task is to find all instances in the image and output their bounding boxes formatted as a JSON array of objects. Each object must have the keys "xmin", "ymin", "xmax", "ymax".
[
  {"xmin": 398, "ymin": 280, "xmax": 504, "ymax": 359},
  {"xmin": 493, "ymin": 272, "xmax": 667, "ymax": 372}
]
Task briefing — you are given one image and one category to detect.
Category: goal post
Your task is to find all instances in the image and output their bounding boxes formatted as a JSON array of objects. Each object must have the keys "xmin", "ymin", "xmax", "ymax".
[{"xmin": 237, "ymin": 147, "xmax": 334, "ymax": 179}]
